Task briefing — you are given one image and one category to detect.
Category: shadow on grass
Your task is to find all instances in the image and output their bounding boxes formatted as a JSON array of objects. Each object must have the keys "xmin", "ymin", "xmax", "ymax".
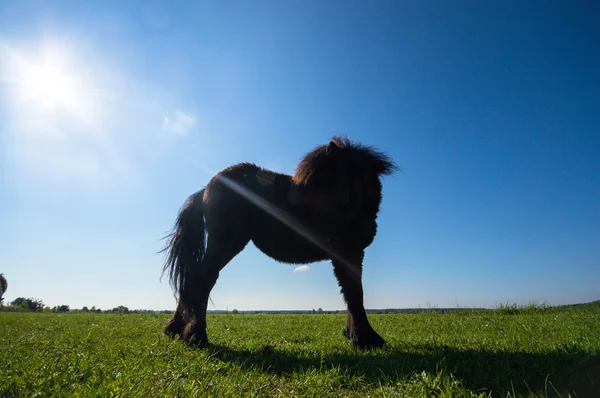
[{"xmin": 205, "ymin": 341, "xmax": 599, "ymax": 397}]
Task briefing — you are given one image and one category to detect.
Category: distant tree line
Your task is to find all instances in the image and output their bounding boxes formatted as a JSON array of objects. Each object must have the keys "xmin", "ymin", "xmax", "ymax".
[
  {"xmin": 2, "ymin": 297, "xmax": 488, "ymax": 315},
  {"xmin": 0, "ymin": 297, "xmax": 171, "ymax": 314}
]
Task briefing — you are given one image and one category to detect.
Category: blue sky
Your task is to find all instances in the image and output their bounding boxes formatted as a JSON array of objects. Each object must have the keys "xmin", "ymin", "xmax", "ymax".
[{"xmin": 0, "ymin": 1, "xmax": 598, "ymax": 311}]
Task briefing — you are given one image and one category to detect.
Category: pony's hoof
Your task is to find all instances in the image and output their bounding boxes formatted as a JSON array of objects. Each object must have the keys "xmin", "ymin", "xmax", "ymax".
[
  {"xmin": 164, "ymin": 319, "xmax": 184, "ymax": 339},
  {"xmin": 186, "ymin": 336, "xmax": 210, "ymax": 349},
  {"xmin": 345, "ymin": 328, "xmax": 386, "ymax": 350},
  {"xmin": 182, "ymin": 322, "xmax": 210, "ymax": 349},
  {"xmin": 356, "ymin": 335, "xmax": 386, "ymax": 350},
  {"xmin": 342, "ymin": 327, "xmax": 351, "ymax": 340}
]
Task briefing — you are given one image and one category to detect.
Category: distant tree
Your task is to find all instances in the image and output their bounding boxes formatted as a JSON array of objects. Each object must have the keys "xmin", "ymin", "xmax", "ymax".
[
  {"xmin": 10, "ymin": 297, "xmax": 26, "ymax": 309},
  {"xmin": 81, "ymin": 306, "xmax": 89, "ymax": 312},
  {"xmin": 57, "ymin": 305, "xmax": 70, "ymax": 312},
  {"xmin": 311, "ymin": 309, "xmax": 316, "ymax": 314},
  {"xmin": 11, "ymin": 297, "xmax": 44, "ymax": 312},
  {"xmin": 30, "ymin": 299, "xmax": 44, "ymax": 311},
  {"xmin": 318, "ymin": 308, "xmax": 323, "ymax": 314},
  {"xmin": 109, "ymin": 306, "xmax": 129, "ymax": 314},
  {"xmin": 231, "ymin": 309, "xmax": 239, "ymax": 314}
]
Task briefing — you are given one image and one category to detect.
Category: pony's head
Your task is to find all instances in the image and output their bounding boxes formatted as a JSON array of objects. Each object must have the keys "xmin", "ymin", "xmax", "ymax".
[
  {"xmin": 294, "ymin": 136, "xmax": 397, "ymax": 185},
  {"xmin": 293, "ymin": 136, "xmax": 398, "ymax": 221}
]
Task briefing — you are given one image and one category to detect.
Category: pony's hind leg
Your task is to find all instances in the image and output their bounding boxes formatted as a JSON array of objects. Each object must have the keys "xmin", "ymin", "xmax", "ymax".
[
  {"xmin": 181, "ymin": 234, "xmax": 249, "ymax": 348},
  {"xmin": 332, "ymin": 251, "xmax": 385, "ymax": 350}
]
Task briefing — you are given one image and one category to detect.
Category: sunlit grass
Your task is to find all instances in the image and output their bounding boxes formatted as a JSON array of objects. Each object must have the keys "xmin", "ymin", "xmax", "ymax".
[{"xmin": 1, "ymin": 305, "xmax": 599, "ymax": 397}]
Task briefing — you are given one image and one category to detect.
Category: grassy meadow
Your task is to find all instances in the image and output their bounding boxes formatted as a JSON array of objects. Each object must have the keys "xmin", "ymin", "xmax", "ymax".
[{"xmin": 1, "ymin": 305, "xmax": 599, "ymax": 397}]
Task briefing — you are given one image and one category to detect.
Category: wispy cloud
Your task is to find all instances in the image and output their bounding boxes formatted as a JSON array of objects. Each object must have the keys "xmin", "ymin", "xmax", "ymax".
[
  {"xmin": 293, "ymin": 265, "xmax": 312, "ymax": 273},
  {"xmin": 163, "ymin": 110, "xmax": 195, "ymax": 136}
]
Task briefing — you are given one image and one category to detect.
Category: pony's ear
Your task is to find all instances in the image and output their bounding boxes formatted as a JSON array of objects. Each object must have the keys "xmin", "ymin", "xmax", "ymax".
[{"xmin": 326, "ymin": 141, "xmax": 338, "ymax": 155}]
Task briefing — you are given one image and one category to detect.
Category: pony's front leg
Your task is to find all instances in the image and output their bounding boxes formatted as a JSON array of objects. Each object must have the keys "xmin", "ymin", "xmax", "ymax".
[{"xmin": 332, "ymin": 252, "xmax": 385, "ymax": 350}]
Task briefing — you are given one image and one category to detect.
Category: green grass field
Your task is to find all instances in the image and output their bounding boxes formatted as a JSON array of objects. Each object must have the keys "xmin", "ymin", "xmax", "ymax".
[{"xmin": 1, "ymin": 306, "xmax": 599, "ymax": 397}]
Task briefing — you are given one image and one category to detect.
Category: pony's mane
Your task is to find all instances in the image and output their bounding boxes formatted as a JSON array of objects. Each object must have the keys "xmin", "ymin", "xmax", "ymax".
[{"xmin": 293, "ymin": 135, "xmax": 398, "ymax": 186}]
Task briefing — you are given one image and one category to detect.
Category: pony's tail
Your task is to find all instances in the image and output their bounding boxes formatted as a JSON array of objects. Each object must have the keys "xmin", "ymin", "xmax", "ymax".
[
  {"xmin": 0, "ymin": 273, "xmax": 6, "ymax": 302},
  {"xmin": 161, "ymin": 190, "xmax": 206, "ymax": 302}
]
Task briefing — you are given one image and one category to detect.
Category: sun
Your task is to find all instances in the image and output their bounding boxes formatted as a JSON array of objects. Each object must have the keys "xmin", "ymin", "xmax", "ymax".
[
  {"xmin": 19, "ymin": 53, "xmax": 83, "ymax": 112},
  {"xmin": 24, "ymin": 60, "xmax": 78, "ymax": 109},
  {"xmin": 2, "ymin": 42, "xmax": 91, "ymax": 117}
]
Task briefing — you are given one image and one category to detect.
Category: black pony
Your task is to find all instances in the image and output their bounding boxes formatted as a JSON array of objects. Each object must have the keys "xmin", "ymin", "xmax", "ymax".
[{"xmin": 161, "ymin": 136, "xmax": 398, "ymax": 350}]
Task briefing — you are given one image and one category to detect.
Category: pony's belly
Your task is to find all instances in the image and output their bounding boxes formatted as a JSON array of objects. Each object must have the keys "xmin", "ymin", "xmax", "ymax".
[{"xmin": 251, "ymin": 219, "xmax": 328, "ymax": 264}]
